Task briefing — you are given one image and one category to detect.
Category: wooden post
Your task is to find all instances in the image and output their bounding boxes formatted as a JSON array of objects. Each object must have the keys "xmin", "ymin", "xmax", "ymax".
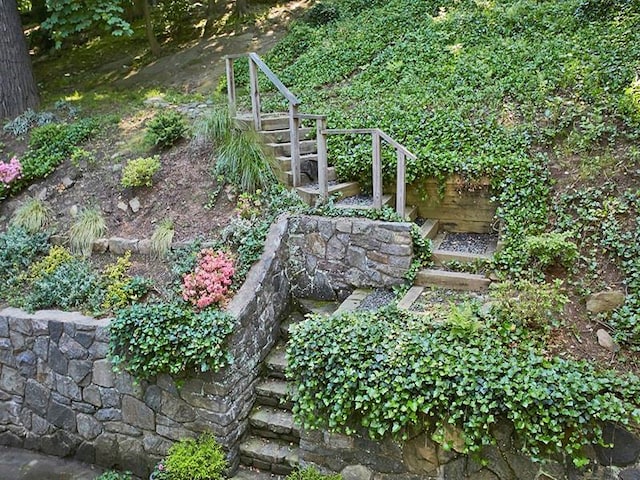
[
  {"xmin": 372, "ymin": 131, "xmax": 382, "ymax": 209},
  {"xmin": 396, "ymin": 150, "xmax": 406, "ymax": 218},
  {"xmin": 249, "ymin": 57, "xmax": 261, "ymax": 131},
  {"xmin": 225, "ymin": 57, "xmax": 236, "ymax": 116},
  {"xmin": 289, "ymin": 103, "xmax": 301, "ymax": 187},
  {"xmin": 317, "ymin": 116, "xmax": 328, "ymax": 201}
]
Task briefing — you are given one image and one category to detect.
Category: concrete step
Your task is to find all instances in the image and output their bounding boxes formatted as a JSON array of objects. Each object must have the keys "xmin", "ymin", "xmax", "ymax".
[
  {"xmin": 260, "ymin": 127, "xmax": 314, "ymax": 143},
  {"xmin": 432, "ymin": 250, "xmax": 493, "ymax": 266},
  {"xmin": 249, "ymin": 406, "xmax": 300, "ymax": 442},
  {"xmin": 295, "ymin": 181, "xmax": 360, "ymax": 206},
  {"xmin": 256, "ymin": 378, "xmax": 292, "ymax": 409},
  {"xmin": 420, "ymin": 219, "xmax": 440, "ymax": 240},
  {"xmin": 265, "ymin": 343, "xmax": 287, "ymax": 379},
  {"xmin": 267, "ymin": 140, "xmax": 317, "ymax": 157},
  {"xmin": 239, "ymin": 437, "xmax": 299, "ymax": 476},
  {"xmin": 415, "ymin": 269, "xmax": 491, "ymax": 291}
]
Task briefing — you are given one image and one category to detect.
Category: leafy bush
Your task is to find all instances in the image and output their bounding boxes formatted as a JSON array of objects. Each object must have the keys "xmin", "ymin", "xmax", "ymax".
[
  {"xmin": 23, "ymin": 258, "xmax": 99, "ymax": 312},
  {"xmin": 0, "ymin": 157, "xmax": 22, "ymax": 184},
  {"xmin": 0, "ymin": 227, "xmax": 49, "ymax": 300},
  {"xmin": 121, "ymin": 155, "xmax": 161, "ymax": 187},
  {"xmin": 287, "ymin": 306, "xmax": 640, "ymax": 465},
  {"xmin": 10, "ymin": 198, "xmax": 52, "ymax": 233},
  {"xmin": 98, "ymin": 252, "xmax": 151, "ymax": 314},
  {"xmin": 303, "ymin": 2, "xmax": 340, "ymax": 26},
  {"xmin": 522, "ymin": 232, "xmax": 579, "ymax": 271},
  {"xmin": 109, "ymin": 302, "xmax": 235, "ymax": 379},
  {"xmin": 287, "ymin": 467, "xmax": 342, "ymax": 480},
  {"xmin": 69, "ymin": 208, "xmax": 107, "ymax": 257},
  {"xmin": 160, "ymin": 433, "xmax": 227, "ymax": 480},
  {"xmin": 182, "ymin": 249, "xmax": 235, "ymax": 309},
  {"xmin": 145, "ymin": 110, "xmax": 188, "ymax": 149},
  {"xmin": 2, "ymin": 108, "xmax": 55, "ymax": 136}
]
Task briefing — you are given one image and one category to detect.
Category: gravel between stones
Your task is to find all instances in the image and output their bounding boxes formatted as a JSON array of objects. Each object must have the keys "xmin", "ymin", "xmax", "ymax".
[
  {"xmin": 357, "ymin": 289, "xmax": 396, "ymax": 311},
  {"xmin": 438, "ymin": 232, "xmax": 498, "ymax": 254},
  {"xmin": 335, "ymin": 194, "xmax": 374, "ymax": 206}
]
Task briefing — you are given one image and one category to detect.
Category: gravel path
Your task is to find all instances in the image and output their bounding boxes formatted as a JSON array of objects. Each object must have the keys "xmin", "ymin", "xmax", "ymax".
[
  {"xmin": 357, "ymin": 289, "xmax": 396, "ymax": 311},
  {"xmin": 438, "ymin": 232, "xmax": 498, "ymax": 254}
]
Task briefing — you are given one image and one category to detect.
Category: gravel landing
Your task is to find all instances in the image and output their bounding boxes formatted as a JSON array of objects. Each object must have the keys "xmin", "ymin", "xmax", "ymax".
[
  {"xmin": 438, "ymin": 232, "xmax": 498, "ymax": 254},
  {"xmin": 357, "ymin": 289, "xmax": 396, "ymax": 311},
  {"xmin": 336, "ymin": 194, "xmax": 374, "ymax": 206},
  {"xmin": 304, "ymin": 180, "xmax": 339, "ymax": 189}
]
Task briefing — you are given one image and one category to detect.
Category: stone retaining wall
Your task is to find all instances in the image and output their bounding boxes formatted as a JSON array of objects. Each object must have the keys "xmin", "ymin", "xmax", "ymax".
[
  {"xmin": 0, "ymin": 216, "xmax": 291, "ymax": 477},
  {"xmin": 287, "ymin": 215, "xmax": 413, "ymax": 301},
  {"xmin": 300, "ymin": 421, "xmax": 640, "ymax": 480}
]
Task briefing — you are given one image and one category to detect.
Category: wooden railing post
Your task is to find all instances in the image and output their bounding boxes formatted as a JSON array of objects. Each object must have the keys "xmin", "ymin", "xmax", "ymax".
[
  {"xmin": 225, "ymin": 57, "xmax": 236, "ymax": 116},
  {"xmin": 289, "ymin": 104, "xmax": 301, "ymax": 187},
  {"xmin": 317, "ymin": 116, "xmax": 328, "ymax": 201},
  {"xmin": 248, "ymin": 57, "xmax": 262, "ymax": 131},
  {"xmin": 396, "ymin": 150, "xmax": 406, "ymax": 218},
  {"xmin": 372, "ymin": 130, "xmax": 383, "ymax": 209}
]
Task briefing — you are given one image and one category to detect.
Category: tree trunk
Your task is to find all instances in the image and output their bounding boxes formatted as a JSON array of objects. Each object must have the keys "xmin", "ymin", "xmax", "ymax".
[
  {"xmin": 143, "ymin": 0, "xmax": 161, "ymax": 57},
  {"xmin": 0, "ymin": 0, "xmax": 39, "ymax": 119},
  {"xmin": 234, "ymin": 0, "xmax": 248, "ymax": 17}
]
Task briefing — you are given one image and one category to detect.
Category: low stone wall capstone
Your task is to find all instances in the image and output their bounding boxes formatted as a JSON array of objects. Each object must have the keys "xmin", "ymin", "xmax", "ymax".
[{"xmin": 0, "ymin": 215, "xmax": 291, "ymax": 477}]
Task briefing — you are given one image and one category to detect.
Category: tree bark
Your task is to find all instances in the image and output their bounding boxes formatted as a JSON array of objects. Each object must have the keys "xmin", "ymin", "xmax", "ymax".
[
  {"xmin": 0, "ymin": 0, "xmax": 39, "ymax": 119},
  {"xmin": 235, "ymin": 0, "xmax": 248, "ymax": 17},
  {"xmin": 143, "ymin": 0, "xmax": 161, "ymax": 57}
]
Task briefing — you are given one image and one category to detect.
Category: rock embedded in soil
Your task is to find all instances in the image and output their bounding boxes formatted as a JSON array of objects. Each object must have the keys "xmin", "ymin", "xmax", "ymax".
[
  {"xmin": 129, "ymin": 197, "xmax": 141, "ymax": 213},
  {"xmin": 586, "ymin": 290, "xmax": 625, "ymax": 313},
  {"xmin": 596, "ymin": 329, "xmax": 620, "ymax": 353},
  {"xmin": 117, "ymin": 201, "xmax": 128, "ymax": 213}
]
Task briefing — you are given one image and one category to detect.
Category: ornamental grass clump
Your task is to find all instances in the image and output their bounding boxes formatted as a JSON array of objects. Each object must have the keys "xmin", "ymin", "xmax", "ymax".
[
  {"xmin": 182, "ymin": 249, "xmax": 235, "ymax": 309},
  {"xmin": 10, "ymin": 198, "xmax": 52, "ymax": 233},
  {"xmin": 69, "ymin": 208, "xmax": 107, "ymax": 257}
]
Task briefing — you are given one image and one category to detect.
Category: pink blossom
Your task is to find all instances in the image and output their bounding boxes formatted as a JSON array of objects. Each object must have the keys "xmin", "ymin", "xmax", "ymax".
[
  {"xmin": 0, "ymin": 157, "xmax": 22, "ymax": 184},
  {"xmin": 182, "ymin": 249, "xmax": 235, "ymax": 309}
]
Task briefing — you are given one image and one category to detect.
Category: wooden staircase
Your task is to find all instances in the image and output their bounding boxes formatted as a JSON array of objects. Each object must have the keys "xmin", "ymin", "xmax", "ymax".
[{"xmin": 226, "ymin": 54, "xmax": 416, "ymax": 214}]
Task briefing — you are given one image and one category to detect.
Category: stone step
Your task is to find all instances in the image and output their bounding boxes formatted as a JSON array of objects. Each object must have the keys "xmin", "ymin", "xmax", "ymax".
[
  {"xmin": 267, "ymin": 140, "xmax": 317, "ymax": 157},
  {"xmin": 420, "ymin": 219, "xmax": 440, "ymax": 240},
  {"xmin": 335, "ymin": 288, "xmax": 371, "ymax": 314},
  {"xmin": 297, "ymin": 298, "xmax": 340, "ymax": 317},
  {"xmin": 250, "ymin": 406, "xmax": 300, "ymax": 442},
  {"xmin": 280, "ymin": 311, "xmax": 305, "ymax": 340},
  {"xmin": 432, "ymin": 250, "xmax": 493, "ymax": 266},
  {"xmin": 236, "ymin": 113, "xmax": 290, "ymax": 131},
  {"xmin": 260, "ymin": 127, "xmax": 314, "ymax": 143},
  {"xmin": 265, "ymin": 343, "xmax": 287, "ymax": 379},
  {"xmin": 230, "ymin": 466, "xmax": 285, "ymax": 480},
  {"xmin": 415, "ymin": 269, "xmax": 491, "ymax": 291},
  {"xmin": 397, "ymin": 285, "xmax": 424, "ymax": 310},
  {"xmin": 255, "ymin": 378, "xmax": 292, "ymax": 409},
  {"xmin": 239, "ymin": 437, "xmax": 299, "ymax": 476},
  {"xmin": 295, "ymin": 181, "xmax": 360, "ymax": 206}
]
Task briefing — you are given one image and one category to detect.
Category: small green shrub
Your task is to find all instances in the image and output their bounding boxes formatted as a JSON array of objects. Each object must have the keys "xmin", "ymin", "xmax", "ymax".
[
  {"xmin": 121, "ymin": 155, "xmax": 161, "ymax": 187},
  {"xmin": 145, "ymin": 110, "xmax": 188, "ymax": 149},
  {"xmin": 215, "ymin": 129, "xmax": 277, "ymax": 193},
  {"xmin": 522, "ymin": 232, "xmax": 579, "ymax": 271},
  {"xmin": 162, "ymin": 433, "xmax": 227, "ymax": 480},
  {"xmin": 0, "ymin": 227, "xmax": 49, "ymax": 300},
  {"xmin": 69, "ymin": 208, "xmax": 107, "ymax": 257},
  {"xmin": 109, "ymin": 302, "xmax": 235, "ymax": 379},
  {"xmin": 10, "ymin": 198, "xmax": 52, "ymax": 233},
  {"xmin": 97, "ymin": 251, "xmax": 151, "ymax": 314},
  {"xmin": 23, "ymin": 258, "xmax": 99, "ymax": 312},
  {"xmin": 287, "ymin": 467, "xmax": 342, "ymax": 480}
]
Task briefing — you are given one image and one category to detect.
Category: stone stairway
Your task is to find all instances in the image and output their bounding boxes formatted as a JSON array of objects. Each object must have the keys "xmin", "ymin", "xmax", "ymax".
[{"xmin": 237, "ymin": 302, "xmax": 338, "ymax": 478}]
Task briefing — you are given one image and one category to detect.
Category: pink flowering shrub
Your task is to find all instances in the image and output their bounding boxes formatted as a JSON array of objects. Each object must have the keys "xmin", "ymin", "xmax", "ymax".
[
  {"xmin": 182, "ymin": 249, "xmax": 235, "ymax": 309},
  {"xmin": 0, "ymin": 157, "xmax": 22, "ymax": 184}
]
